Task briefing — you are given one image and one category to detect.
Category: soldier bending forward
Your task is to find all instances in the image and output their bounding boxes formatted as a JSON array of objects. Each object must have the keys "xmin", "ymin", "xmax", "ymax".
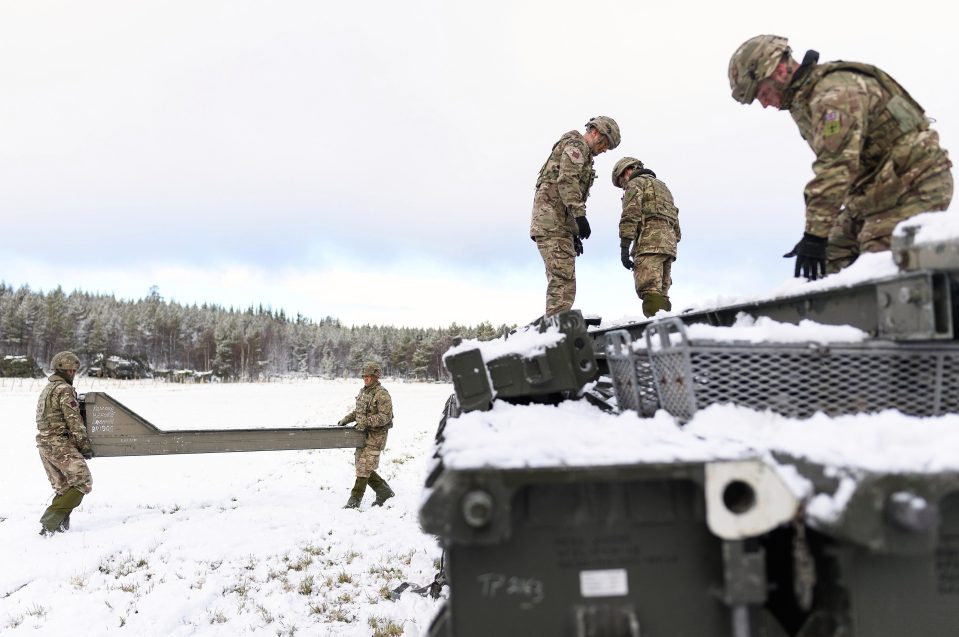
[{"xmin": 613, "ymin": 157, "xmax": 681, "ymax": 317}]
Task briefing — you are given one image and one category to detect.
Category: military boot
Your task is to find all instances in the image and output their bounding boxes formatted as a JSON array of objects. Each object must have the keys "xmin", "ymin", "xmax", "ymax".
[
  {"xmin": 39, "ymin": 487, "xmax": 84, "ymax": 535},
  {"xmin": 368, "ymin": 471, "xmax": 395, "ymax": 507},
  {"xmin": 343, "ymin": 477, "xmax": 369, "ymax": 509},
  {"xmin": 641, "ymin": 292, "xmax": 671, "ymax": 318}
]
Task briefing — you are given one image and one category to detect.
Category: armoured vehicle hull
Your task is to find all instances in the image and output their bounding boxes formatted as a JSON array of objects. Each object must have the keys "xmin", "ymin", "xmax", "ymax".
[{"xmin": 428, "ymin": 217, "xmax": 959, "ymax": 636}]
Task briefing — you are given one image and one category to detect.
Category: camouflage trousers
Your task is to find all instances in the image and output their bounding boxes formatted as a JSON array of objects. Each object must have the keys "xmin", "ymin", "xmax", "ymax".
[
  {"xmin": 37, "ymin": 435, "xmax": 92, "ymax": 495},
  {"xmin": 633, "ymin": 253, "xmax": 674, "ymax": 298},
  {"xmin": 827, "ymin": 146, "xmax": 954, "ymax": 273},
  {"xmin": 354, "ymin": 428, "xmax": 389, "ymax": 478},
  {"xmin": 535, "ymin": 235, "xmax": 576, "ymax": 316}
]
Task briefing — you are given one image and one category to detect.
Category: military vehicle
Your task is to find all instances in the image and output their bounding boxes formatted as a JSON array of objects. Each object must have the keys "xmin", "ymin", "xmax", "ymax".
[
  {"xmin": 88, "ymin": 354, "xmax": 147, "ymax": 379},
  {"xmin": 0, "ymin": 354, "xmax": 44, "ymax": 378},
  {"xmin": 424, "ymin": 213, "xmax": 959, "ymax": 636}
]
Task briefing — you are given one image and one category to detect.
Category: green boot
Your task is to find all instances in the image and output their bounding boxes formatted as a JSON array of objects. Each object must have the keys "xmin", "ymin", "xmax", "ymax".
[
  {"xmin": 344, "ymin": 477, "xmax": 369, "ymax": 509},
  {"xmin": 39, "ymin": 487, "xmax": 84, "ymax": 535},
  {"xmin": 641, "ymin": 292, "xmax": 671, "ymax": 318},
  {"xmin": 368, "ymin": 471, "xmax": 395, "ymax": 507}
]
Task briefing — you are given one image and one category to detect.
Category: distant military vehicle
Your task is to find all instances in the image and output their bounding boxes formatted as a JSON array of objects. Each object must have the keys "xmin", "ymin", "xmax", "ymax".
[
  {"xmin": 425, "ymin": 215, "xmax": 959, "ymax": 636},
  {"xmin": 0, "ymin": 354, "xmax": 44, "ymax": 378},
  {"xmin": 88, "ymin": 354, "xmax": 147, "ymax": 379}
]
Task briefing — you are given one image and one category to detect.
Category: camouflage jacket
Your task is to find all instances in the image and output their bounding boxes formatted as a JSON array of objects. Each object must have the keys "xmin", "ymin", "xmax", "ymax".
[
  {"xmin": 530, "ymin": 130, "xmax": 596, "ymax": 238},
  {"xmin": 342, "ymin": 381, "xmax": 393, "ymax": 431},
  {"xmin": 618, "ymin": 170, "xmax": 681, "ymax": 256},
  {"xmin": 36, "ymin": 374, "xmax": 90, "ymax": 447},
  {"xmin": 787, "ymin": 60, "xmax": 948, "ymax": 237}
]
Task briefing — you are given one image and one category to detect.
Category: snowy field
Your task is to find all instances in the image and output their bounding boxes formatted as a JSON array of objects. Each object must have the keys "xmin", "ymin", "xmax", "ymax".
[{"xmin": 0, "ymin": 378, "xmax": 454, "ymax": 636}]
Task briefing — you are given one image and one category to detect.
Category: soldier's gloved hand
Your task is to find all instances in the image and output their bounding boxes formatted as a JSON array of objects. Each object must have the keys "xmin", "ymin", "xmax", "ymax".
[
  {"xmin": 355, "ymin": 421, "xmax": 367, "ymax": 432},
  {"xmin": 78, "ymin": 441, "xmax": 94, "ymax": 459},
  {"xmin": 620, "ymin": 242, "xmax": 634, "ymax": 270},
  {"xmin": 573, "ymin": 237, "xmax": 584, "ymax": 256},
  {"xmin": 575, "ymin": 216, "xmax": 591, "ymax": 240},
  {"xmin": 337, "ymin": 417, "xmax": 350, "ymax": 426},
  {"xmin": 783, "ymin": 233, "xmax": 828, "ymax": 281}
]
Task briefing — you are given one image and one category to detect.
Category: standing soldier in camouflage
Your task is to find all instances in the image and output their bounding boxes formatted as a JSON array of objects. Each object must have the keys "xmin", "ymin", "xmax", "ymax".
[
  {"xmin": 36, "ymin": 351, "xmax": 93, "ymax": 535},
  {"xmin": 337, "ymin": 362, "xmax": 395, "ymax": 509},
  {"xmin": 530, "ymin": 116, "xmax": 621, "ymax": 316},
  {"xmin": 613, "ymin": 157, "xmax": 681, "ymax": 317},
  {"xmin": 728, "ymin": 35, "xmax": 953, "ymax": 279}
]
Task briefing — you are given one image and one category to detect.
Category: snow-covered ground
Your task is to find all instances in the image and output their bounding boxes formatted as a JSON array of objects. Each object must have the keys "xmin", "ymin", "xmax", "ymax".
[
  {"xmin": 6, "ymin": 314, "xmax": 959, "ymax": 636},
  {"xmin": 0, "ymin": 378, "xmax": 453, "ymax": 636}
]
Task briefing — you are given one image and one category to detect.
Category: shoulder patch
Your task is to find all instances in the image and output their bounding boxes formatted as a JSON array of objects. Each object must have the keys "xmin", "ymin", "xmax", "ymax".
[
  {"xmin": 822, "ymin": 110, "xmax": 841, "ymax": 137},
  {"xmin": 564, "ymin": 145, "xmax": 586, "ymax": 164}
]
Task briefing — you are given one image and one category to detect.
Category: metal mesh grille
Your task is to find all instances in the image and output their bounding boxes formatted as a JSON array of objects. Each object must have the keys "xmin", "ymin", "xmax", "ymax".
[
  {"xmin": 605, "ymin": 323, "xmax": 959, "ymax": 421},
  {"xmin": 605, "ymin": 331, "xmax": 660, "ymax": 417}
]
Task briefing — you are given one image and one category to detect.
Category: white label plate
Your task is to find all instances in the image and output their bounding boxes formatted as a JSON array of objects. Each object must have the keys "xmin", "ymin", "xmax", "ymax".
[{"xmin": 579, "ymin": 568, "xmax": 628, "ymax": 598}]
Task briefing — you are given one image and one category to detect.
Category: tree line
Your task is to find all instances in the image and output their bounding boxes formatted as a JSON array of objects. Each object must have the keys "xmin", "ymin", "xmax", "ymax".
[{"xmin": 0, "ymin": 283, "xmax": 513, "ymax": 381}]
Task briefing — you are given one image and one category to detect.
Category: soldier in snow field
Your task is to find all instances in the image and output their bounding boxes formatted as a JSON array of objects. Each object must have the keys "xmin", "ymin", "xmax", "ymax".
[
  {"xmin": 36, "ymin": 351, "xmax": 93, "ymax": 535},
  {"xmin": 728, "ymin": 35, "xmax": 953, "ymax": 280},
  {"xmin": 337, "ymin": 362, "xmax": 395, "ymax": 509}
]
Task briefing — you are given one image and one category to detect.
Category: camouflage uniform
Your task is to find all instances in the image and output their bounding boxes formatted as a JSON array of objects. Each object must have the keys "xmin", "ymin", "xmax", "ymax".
[
  {"xmin": 618, "ymin": 169, "xmax": 681, "ymax": 300},
  {"xmin": 787, "ymin": 60, "xmax": 953, "ymax": 271},
  {"xmin": 339, "ymin": 362, "xmax": 395, "ymax": 509},
  {"xmin": 530, "ymin": 130, "xmax": 596, "ymax": 316},
  {"xmin": 36, "ymin": 373, "xmax": 92, "ymax": 496},
  {"xmin": 342, "ymin": 380, "xmax": 393, "ymax": 478}
]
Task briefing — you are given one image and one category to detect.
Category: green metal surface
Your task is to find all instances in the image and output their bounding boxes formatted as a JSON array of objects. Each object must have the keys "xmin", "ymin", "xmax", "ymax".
[
  {"xmin": 445, "ymin": 310, "xmax": 599, "ymax": 413},
  {"xmin": 422, "ymin": 459, "xmax": 801, "ymax": 636},
  {"xmin": 592, "ymin": 270, "xmax": 954, "ymax": 349}
]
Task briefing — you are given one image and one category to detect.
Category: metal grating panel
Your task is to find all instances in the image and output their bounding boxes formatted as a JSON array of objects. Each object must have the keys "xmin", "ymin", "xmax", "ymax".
[
  {"xmin": 606, "ymin": 320, "xmax": 959, "ymax": 422},
  {"xmin": 605, "ymin": 330, "xmax": 660, "ymax": 417}
]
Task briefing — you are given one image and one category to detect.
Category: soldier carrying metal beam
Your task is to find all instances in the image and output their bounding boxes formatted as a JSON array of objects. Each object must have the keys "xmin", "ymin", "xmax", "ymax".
[
  {"xmin": 36, "ymin": 351, "xmax": 93, "ymax": 536},
  {"xmin": 337, "ymin": 362, "xmax": 396, "ymax": 510}
]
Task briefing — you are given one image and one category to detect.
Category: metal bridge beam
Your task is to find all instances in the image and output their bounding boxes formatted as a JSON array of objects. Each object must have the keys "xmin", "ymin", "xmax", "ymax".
[{"xmin": 81, "ymin": 392, "xmax": 365, "ymax": 457}]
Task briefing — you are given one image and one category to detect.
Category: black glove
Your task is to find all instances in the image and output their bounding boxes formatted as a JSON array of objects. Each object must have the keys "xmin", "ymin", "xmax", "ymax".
[
  {"xmin": 337, "ymin": 417, "xmax": 351, "ymax": 426},
  {"xmin": 575, "ymin": 216, "xmax": 591, "ymax": 240},
  {"xmin": 78, "ymin": 442, "xmax": 94, "ymax": 460},
  {"xmin": 783, "ymin": 233, "xmax": 828, "ymax": 281},
  {"xmin": 620, "ymin": 243, "xmax": 634, "ymax": 270},
  {"xmin": 574, "ymin": 237, "xmax": 584, "ymax": 256}
]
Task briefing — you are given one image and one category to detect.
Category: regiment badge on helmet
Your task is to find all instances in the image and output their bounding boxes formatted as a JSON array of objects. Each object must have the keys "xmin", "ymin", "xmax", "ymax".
[
  {"xmin": 612, "ymin": 156, "xmax": 644, "ymax": 186},
  {"xmin": 361, "ymin": 362, "xmax": 383, "ymax": 377},
  {"xmin": 586, "ymin": 116, "xmax": 621, "ymax": 149},
  {"xmin": 728, "ymin": 35, "xmax": 790, "ymax": 104},
  {"xmin": 51, "ymin": 351, "xmax": 81, "ymax": 372}
]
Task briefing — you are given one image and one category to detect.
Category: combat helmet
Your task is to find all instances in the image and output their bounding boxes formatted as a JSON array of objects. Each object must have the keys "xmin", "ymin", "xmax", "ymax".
[
  {"xmin": 728, "ymin": 35, "xmax": 791, "ymax": 104},
  {"xmin": 51, "ymin": 351, "xmax": 81, "ymax": 372},
  {"xmin": 361, "ymin": 362, "xmax": 383, "ymax": 378},
  {"xmin": 586, "ymin": 116, "xmax": 621, "ymax": 149},
  {"xmin": 612, "ymin": 156, "xmax": 644, "ymax": 187}
]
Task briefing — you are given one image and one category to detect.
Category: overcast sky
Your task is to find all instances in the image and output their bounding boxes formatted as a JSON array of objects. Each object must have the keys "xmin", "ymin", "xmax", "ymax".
[{"xmin": 1, "ymin": 0, "xmax": 955, "ymax": 327}]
